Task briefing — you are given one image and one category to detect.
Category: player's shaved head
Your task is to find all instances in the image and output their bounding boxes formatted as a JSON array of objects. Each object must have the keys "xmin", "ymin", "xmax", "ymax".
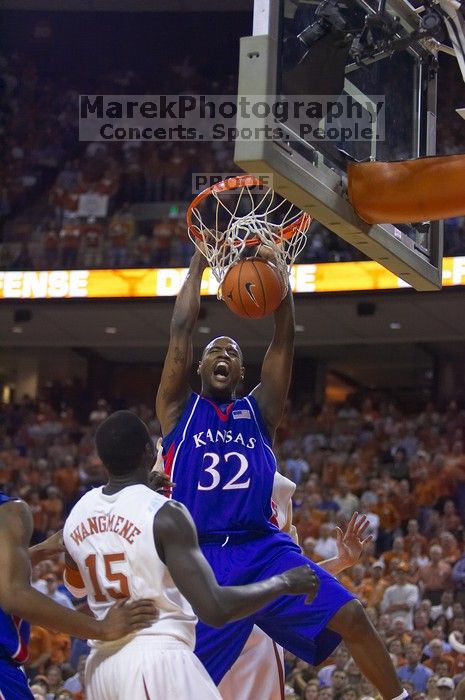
[
  {"xmin": 202, "ymin": 336, "xmax": 243, "ymax": 363},
  {"xmin": 95, "ymin": 410, "xmax": 153, "ymax": 476}
]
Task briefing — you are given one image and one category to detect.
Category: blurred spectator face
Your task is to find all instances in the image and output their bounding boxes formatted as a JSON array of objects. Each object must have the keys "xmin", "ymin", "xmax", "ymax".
[
  {"xmin": 414, "ymin": 611, "xmax": 429, "ymax": 629},
  {"xmin": 443, "ymin": 501, "xmax": 456, "ymax": 516},
  {"xmin": 303, "ymin": 538, "xmax": 317, "ymax": 557},
  {"xmin": 419, "ymin": 599, "xmax": 432, "ymax": 617},
  {"xmin": 394, "ymin": 567, "xmax": 409, "ymax": 586},
  {"xmin": 371, "ymin": 562, "xmax": 385, "ymax": 579},
  {"xmin": 408, "ymin": 519, "xmax": 420, "ymax": 535},
  {"xmin": 304, "ymin": 682, "xmax": 320, "ymax": 700},
  {"xmin": 431, "ymin": 624, "xmax": 446, "ymax": 639},
  {"xmin": 331, "ymin": 670, "xmax": 347, "ymax": 691},
  {"xmin": 318, "ymin": 689, "xmax": 333, "ymax": 700},
  {"xmin": 378, "ymin": 614, "xmax": 391, "ymax": 632},
  {"xmin": 406, "ymin": 644, "xmax": 421, "ymax": 667},
  {"xmin": 46, "ymin": 665, "xmax": 62, "ymax": 688},
  {"xmin": 346, "ymin": 660, "xmax": 362, "ymax": 685},
  {"xmin": 388, "ymin": 639, "xmax": 403, "ymax": 656},
  {"xmin": 342, "ymin": 689, "xmax": 357, "ymax": 700},
  {"xmin": 360, "ymin": 678, "xmax": 376, "ymax": 696},
  {"xmin": 411, "ymin": 633, "xmax": 426, "ymax": 647},
  {"xmin": 430, "ymin": 545, "xmax": 443, "ymax": 564},
  {"xmin": 436, "ymin": 662, "xmax": 450, "ymax": 678},
  {"xmin": 45, "ymin": 574, "xmax": 58, "ymax": 593},
  {"xmin": 451, "ymin": 616, "xmax": 465, "ymax": 633},
  {"xmin": 393, "ymin": 537, "xmax": 405, "ymax": 553},
  {"xmin": 430, "ymin": 639, "xmax": 445, "ymax": 659},
  {"xmin": 329, "ymin": 646, "xmax": 348, "ymax": 671},
  {"xmin": 453, "ymin": 603, "xmax": 464, "ymax": 617},
  {"xmin": 436, "ymin": 679, "xmax": 455, "ymax": 700}
]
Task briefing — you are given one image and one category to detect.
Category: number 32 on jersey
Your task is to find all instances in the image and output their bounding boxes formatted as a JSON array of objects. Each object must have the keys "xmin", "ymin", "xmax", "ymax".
[{"xmin": 197, "ymin": 451, "xmax": 250, "ymax": 491}]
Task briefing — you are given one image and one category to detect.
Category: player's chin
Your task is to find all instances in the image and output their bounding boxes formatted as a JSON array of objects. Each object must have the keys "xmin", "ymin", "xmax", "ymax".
[{"xmin": 209, "ymin": 374, "xmax": 234, "ymax": 392}]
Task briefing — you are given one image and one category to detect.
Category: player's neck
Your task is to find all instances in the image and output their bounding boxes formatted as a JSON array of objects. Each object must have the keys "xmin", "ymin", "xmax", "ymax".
[
  {"xmin": 103, "ymin": 469, "xmax": 149, "ymax": 495},
  {"xmin": 201, "ymin": 388, "xmax": 235, "ymax": 402}
]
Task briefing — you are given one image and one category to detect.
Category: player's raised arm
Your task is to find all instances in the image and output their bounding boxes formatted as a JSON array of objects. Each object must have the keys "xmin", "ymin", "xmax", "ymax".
[
  {"xmin": 0, "ymin": 500, "xmax": 157, "ymax": 641},
  {"xmin": 156, "ymin": 249, "xmax": 208, "ymax": 435},
  {"xmin": 154, "ymin": 500, "xmax": 319, "ymax": 627},
  {"xmin": 250, "ymin": 286, "xmax": 295, "ymax": 439}
]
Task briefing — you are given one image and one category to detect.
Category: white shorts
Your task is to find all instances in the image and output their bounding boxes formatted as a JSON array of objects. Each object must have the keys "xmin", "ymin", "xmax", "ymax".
[
  {"xmin": 219, "ymin": 626, "xmax": 285, "ymax": 700},
  {"xmin": 85, "ymin": 635, "xmax": 221, "ymax": 700}
]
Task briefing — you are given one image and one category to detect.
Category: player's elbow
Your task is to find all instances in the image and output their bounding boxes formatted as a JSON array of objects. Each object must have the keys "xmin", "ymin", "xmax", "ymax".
[
  {"xmin": 194, "ymin": 605, "xmax": 228, "ymax": 628},
  {"xmin": 193, "ymin": 595, "xmax": 231, "ymax": 628}
]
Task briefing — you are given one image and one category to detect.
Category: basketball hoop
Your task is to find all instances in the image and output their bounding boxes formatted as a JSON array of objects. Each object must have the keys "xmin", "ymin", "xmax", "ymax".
[{"xmin": 186, "ymin": 175, "xmax": 312, "ymax": 294}]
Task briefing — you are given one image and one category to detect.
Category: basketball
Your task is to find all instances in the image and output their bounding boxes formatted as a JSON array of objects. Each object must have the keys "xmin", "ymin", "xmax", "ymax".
[{"xmin": 220, "ymin": 257, "xmax": 286, "ymax": 319}]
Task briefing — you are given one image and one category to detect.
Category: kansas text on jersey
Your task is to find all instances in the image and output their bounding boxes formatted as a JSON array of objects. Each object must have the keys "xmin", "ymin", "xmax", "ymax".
[{"xmin": 162, "ymin": 393, "xmax": 279, "ymax": 539}]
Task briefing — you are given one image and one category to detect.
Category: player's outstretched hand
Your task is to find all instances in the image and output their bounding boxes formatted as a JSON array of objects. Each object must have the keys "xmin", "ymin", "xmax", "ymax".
[
  {"xmin": 334, "ymin": 512, "xmax": 373, "ymax": 569},
  {"xmin": 99, "ymin": 599, "xmax": 159, "ymax": 641},
  {"xmin": 280, "ymin": 565, "xmax": 320, "ymax": 604},
  {"xmin": 29, "ymin": 529, "xmax": 65, "ymax": 565}
]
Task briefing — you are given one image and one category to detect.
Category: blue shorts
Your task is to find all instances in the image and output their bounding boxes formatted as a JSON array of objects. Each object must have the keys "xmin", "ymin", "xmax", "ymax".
[
  {"xmin": 0, "ymin": 660, "xmax": 33, "ymax": 699},
  {"xmin": 195, "ymin": 531, "xmax": 354, "ymax": 684}
]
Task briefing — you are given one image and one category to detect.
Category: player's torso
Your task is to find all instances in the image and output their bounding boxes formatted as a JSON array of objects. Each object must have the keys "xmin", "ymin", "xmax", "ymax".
[
  {"xmin": 63, "ymin": 485, "xmax": 197, "ymax": 649},
  {"xmin": 163, "ymin": 393, "xmax": 279, "ymax": 538},
  {"xmin": 0, "ymin": 493, "xmax": 30, "ymax": 664}
]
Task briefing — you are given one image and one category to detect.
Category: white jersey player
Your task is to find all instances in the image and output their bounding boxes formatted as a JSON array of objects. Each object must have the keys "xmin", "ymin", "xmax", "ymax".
[
  {"xmin": 63, "ymin": 411, "xmax": 319, "ymax": 700},
  {"xmin": 219, "ymin": 473, "xmax": 372, "ymax": 700}
]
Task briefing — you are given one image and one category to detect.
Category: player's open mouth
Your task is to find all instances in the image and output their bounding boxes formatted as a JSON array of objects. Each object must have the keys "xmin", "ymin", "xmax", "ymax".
[{"xmin": 213, "ymin": 361, "xmax": 230, "ymax": 380}]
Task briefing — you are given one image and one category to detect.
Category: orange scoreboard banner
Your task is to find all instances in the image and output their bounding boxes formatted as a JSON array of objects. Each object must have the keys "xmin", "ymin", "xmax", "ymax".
[{"xmin": 0, "ymin": 258, "xmax": 464, "ymax": 300}]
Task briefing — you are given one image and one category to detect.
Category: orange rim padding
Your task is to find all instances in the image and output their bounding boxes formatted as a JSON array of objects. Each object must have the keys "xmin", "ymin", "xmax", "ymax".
[
  {"xmin": 186, "ymin": 175, "xmax": 311, "ymax": 247},
  {"xmin": 348, "ymin": 153, "xmax": 465, "ymax": 224}
]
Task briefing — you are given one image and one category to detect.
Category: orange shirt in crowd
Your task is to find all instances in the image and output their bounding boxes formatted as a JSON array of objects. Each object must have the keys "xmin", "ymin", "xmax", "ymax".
[
  {"xmin": 49, "ymin": 631, "xmax": 71, "ymax": 665},
  {"xmin": 381, "ymin": 550, "xmax": 410, "ymax": 574},
  {"xmin": 25, "ymin": 626, "xmax": 52, "ymax": 670},
  {"xmin": 373, "ymin": 501, "xmax": 401, "ymax": 532},
  {"xmin": 425, "ymin": 655, "xmax": 455, "ymax": 674},
  {"xmin": 366, "ymin": 577, "xmax": 390, "ymax": 608}
]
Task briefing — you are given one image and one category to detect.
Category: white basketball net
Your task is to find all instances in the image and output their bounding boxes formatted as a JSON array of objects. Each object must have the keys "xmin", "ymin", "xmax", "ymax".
[{"xmin": 187, "ymin": 177, "xmax": 312, "ymax": 293}]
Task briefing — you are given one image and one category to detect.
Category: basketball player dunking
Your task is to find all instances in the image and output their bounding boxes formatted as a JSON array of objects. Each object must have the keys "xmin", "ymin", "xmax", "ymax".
[
  {"xmin": 63, "ymin": 411, "xmax": 318, "ymax": 700},
  {"xmin": 156, "ymin": 249, "xmax": 411, "ymax": 700},
  {"xmin": 151, "ymin": 441, "xmax": 373, "ymax": 700}
]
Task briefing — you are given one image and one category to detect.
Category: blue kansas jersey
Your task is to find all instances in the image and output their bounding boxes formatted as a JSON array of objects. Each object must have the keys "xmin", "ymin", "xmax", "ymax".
[
  {"xmin": 0, "ymin": 493, "xmax": 30, "ymax": 666},
  {"xmin": 162, "ymin": 393, "xmax": 279, "ymax": 538}
]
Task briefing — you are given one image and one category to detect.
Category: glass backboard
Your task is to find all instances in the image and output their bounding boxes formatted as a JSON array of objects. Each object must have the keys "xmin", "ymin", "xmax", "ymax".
[{"xmin": 234, "ymin": 0, "xmax": 444, "ymax": 290}]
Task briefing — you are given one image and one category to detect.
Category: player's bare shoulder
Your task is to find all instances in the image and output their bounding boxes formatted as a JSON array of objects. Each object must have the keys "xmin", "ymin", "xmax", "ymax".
[
  {"xmin": 0, "ymin": 498, "xmax": 33, "ymax": 545},
  {"xmin": 153, "ymin": 500, "xmax": 196, "ymax": 552}
]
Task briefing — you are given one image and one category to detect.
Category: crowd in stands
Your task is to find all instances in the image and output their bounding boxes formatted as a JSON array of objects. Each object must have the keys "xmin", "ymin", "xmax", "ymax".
[
  {"xmin": 1, "ymin": 386, "xmax": 465, "ymax": 699},
  {"xmin": 1, "ymin": 47, "xmax": 465, "ymax": 272}
]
